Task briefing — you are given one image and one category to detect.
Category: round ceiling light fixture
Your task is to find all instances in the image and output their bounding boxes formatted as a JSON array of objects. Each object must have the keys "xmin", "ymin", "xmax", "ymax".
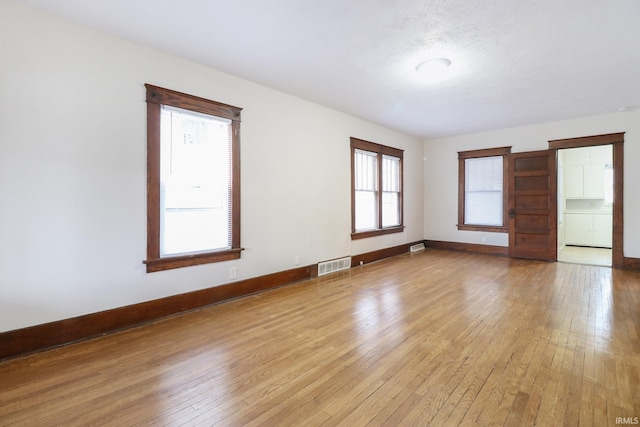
[{"xmin": 415, "ymin": 58, "xmax": 452, "ymax": 83}]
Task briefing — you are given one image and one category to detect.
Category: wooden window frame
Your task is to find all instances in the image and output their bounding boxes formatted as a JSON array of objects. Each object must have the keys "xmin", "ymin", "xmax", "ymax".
[
  {"xmin": 350, "ymin": 137, "xmax": 404, "ymax": 240},
  {"xmin": 457, "ymin": 146, "xmax": 511, "ymax": 233},
  {"xmin": 143, "ymin": 84, "xmax": 243, "ymax": 273}
]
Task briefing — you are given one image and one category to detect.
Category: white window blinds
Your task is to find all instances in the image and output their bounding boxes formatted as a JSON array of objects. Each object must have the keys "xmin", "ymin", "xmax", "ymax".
[
  {"xmin": 160, "ymin": 106, "xmax": 232, "ymax": 256},
  {"xmin": 464, "ymin": 156, "xmax": 503, "ymax": 226}
]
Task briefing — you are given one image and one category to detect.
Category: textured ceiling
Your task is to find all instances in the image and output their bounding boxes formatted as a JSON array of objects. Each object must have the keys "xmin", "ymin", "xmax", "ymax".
[{"xmin": 15, "ymin": 0, "xmax": 640, "ymax": 139}]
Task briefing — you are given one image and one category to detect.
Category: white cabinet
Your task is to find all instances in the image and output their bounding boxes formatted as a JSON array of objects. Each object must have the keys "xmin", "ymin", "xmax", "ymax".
[
  {"xmin": 565, "ymin": 213, "xmax": 612, "ymax": 248},
  {"xmin": 593, "ymin": 214, "xmax": 613, "ymax": 247},
  {"xmin": 564, "ymin": 147, "xmax": 590, "ymax": 165},
  {"xmin": 565, "ymin": 213, "xmax": 592, "ymax": 246},
  {"xmin": 561, "ymin": 146, "xmax": 613, "ymax": 249},
  {"xmin": 563, "ymin": 145, "xmax": 610, "ymax": 200},
  {"xmin": 564, "ymin": 145, "xmax": 611, "ymax": 165},
  {"xmin": 564, "ymin": 163, "xmax": 605, "ymax": 199},
  {"xmin": 589, "ymin": 145, "xmax": 612, "ymax": 164},
  {"xmin": 564, "ymin": 164, "xmax": 583, "ymax": 198}
]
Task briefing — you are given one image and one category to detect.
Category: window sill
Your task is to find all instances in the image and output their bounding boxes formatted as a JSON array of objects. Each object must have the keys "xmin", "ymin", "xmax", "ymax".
[
  {"xmin": 144, "ymin": 248, "xmax": 243, "ymax": 273},
  {"xmin": 351, "ymin": 226, "xmax": 405, "ymax": 240},
  {"xmin": 457, "ymin": 224, "xmax": 507, "ymax": 233}
]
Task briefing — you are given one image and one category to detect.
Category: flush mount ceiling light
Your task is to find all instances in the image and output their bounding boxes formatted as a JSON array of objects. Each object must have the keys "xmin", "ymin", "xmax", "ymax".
[{"xmin": 415, "ymin": 58, "xmax": 452, "ymax": 83}]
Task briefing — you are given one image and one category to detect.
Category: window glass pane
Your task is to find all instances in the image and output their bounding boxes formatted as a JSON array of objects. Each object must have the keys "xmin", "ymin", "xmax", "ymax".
[
  {"xmin": 354, "ymin": 149, "xmax": 378, "ymax": 230},
  {"xmin": 354, "ymin": 149, "xmax": 377, "ymax": 191},
  {"xmin": 382, "ymin": 155, "xmax": 400, "ymax": 227},
  {"xmin": 465, "ymin": 191, "xmax": 503, "ymax": 225},
  {"xmin": 465, "ymin": 156, "xmax": 503, "ymax": 226},
  {"xmin": 382, "ymin": 192, "xmax": 399, "ymax": 227},
  {"xmin": 382, "ymin": 155, "xmax": 399, "ymax": 192},
  {"xmin": 355, "ymin": 191, "xmax": 376, "ymax": 230},
  {"xmin": 160, "ymin": 106, "xmax": 232, "ymax": 256}
]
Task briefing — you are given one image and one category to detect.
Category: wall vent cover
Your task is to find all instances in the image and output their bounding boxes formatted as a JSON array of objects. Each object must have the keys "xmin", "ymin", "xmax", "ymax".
[
  {"xmin": 410, "ymin": 243, "xmax": 426, "ymax": 253},
  {"xmin": 318, "ymin": 257, "xmax": 351, "ymax": 276}
]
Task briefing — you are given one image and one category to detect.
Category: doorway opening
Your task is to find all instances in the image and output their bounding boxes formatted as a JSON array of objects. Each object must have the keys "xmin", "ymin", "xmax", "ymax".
[
  {"xmin": 557, "ymin": 145, "xmax": 613, "ymax": 266},
  {"xmin": 548, "ymin": 133, "xmax": 624, "ymax": 268}
]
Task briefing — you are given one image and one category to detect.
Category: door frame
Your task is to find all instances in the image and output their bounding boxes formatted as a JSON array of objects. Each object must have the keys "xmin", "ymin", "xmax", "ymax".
[{"xmin": 548, "ymin": 132, "xmax": 624, "ymax": 269}]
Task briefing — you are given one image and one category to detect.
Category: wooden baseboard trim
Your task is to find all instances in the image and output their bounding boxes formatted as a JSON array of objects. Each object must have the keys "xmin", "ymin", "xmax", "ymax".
[
  {"xmin": 0, "ymin": 265, "xmax": 314, "ymax": 361},
  {"xmin": 0, "ymin": 241, "xmax": 431, "ymax": 361},
  {"xmin": 424, "ymin": 240, "xmax": 509, "ymax": 257},
  {"xmin": 624, "ymin": 257, "xmax": 640, "ymax": 270},
  {"xmin": 425, "ymin": 240, "xmax": 639, "ymax": 270},
  {"xmin": 351, "ymin": 241, "xmax": 423, "ymax": 267}
]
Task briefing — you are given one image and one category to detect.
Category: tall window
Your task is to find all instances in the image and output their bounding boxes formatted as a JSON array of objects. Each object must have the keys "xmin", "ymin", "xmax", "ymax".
[
  {"xmin": 144, "ymin": 84, "xmax": 242, "ymax": 272},
  {"xmin": 457, "ymin": 146, "xmax": 511, "ymax": 232},
  {"xmin": 351, "ymin": 137, "xmax": 404, "ymax": 239}
]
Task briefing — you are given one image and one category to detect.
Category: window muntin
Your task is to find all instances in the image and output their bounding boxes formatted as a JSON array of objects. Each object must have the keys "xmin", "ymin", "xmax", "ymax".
[
  {"xmin": 457, "ymin": 146, "xmax": 511, "ymax": 233},
  {"xmin": 351, "ymin": 137, "xmax": 404, "ymax": 239},
  {"xmin": 144, "ymin": 84, "xmax": 242, "ymax": 272}
]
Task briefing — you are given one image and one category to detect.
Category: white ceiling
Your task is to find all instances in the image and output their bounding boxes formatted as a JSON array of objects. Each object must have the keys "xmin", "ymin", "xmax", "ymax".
[{"xmin": 16, "ymin": 0, "xmax": 640, "ymax": 139}]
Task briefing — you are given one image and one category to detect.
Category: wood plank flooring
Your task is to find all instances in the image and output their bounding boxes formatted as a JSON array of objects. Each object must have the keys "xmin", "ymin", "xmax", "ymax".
[
  {"xmin": 558, "ymin": 246, "xmax": 612, "ymax": 267},
  {"xmin": 1, "ymin": 249, "xmax": 639, "ymax": 426}
]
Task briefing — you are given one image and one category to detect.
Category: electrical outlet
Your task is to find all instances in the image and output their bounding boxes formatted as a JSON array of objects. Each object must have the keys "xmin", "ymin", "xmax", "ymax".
[
  {"xmin": 294, "ymin": 255, "xmax": 301, "ymax": 266},
  {"xmin": 229, "ymin": 267, "xmax": 237, "ymax": 280}
]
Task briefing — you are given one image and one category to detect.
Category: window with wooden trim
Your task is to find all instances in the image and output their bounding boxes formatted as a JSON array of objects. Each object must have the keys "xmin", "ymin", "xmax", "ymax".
[
  {"xmin": 351, "ymin": 137, "xmax": 404, "ymax": 239},
  {"xmin": 144, "ymin": 84, "xmax": 242, "ymax": 272},
  {"xmin": 457, "ymin": 146, "xmax": 511, "ymax": 232}
]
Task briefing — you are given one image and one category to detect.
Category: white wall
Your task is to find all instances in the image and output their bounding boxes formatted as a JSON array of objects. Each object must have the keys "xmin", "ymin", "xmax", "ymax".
[
  {"xmin": 0, "ymin": 2, "xmax": 424, "ymax": 332},
  {"xmin": 424, "ymin": 111, "xmax": 640, "ymax": 257}
]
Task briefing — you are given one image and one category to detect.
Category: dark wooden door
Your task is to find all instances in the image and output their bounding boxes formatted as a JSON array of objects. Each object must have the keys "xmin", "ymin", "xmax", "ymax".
[{"xmin": 508, "ymin": 150, "xmax": 557, "ymax": 261}]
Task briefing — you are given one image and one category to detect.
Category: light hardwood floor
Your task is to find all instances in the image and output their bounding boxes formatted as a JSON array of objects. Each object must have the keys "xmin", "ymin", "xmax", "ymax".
[
  {"xmin": 558, "ymin": 246, "xmax": 612, "ymax": 267},
  {"xmin": 1, "ymin": 249, "xmax": 639, "ymax": 426}
]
